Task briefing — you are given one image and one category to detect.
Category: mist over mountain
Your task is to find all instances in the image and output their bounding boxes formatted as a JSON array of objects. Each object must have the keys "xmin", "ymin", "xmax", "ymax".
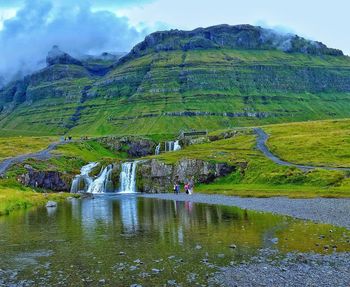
[{"xmin": 0, "ymin": 0, "xmax": 149, "ymax": 85}]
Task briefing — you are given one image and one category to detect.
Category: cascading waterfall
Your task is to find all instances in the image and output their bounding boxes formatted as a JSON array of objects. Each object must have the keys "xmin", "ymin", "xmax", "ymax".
[
  {"xmin": 71, "ymin": 161, "xmax": 140, "ymax": 195},
  {"xmin": 173, "ymin": 140, "xmax": 181, "ymax": 151},
  {"xmin": 165, "ymin": 140, "xmax": 181, "ymax": 152},
  {"xmin": 87, "ymin": 164, "xmax": 114, "ymax": 194},
  {"xmin": 119, "ymin": 161, "xmax": 138, "ymax": 194},
  {"xmin": 155, "ymin": 143, "xmax": 161, "ymax": 155},
  {"xmin": 70, "ymin": 162, "xmax": 98, "ymax": 193}
]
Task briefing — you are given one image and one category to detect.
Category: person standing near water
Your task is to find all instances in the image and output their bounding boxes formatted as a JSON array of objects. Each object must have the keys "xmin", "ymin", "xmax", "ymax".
[
  {"xmin": 188, "ymin": 177, "xmax": 194, "ymax": 195},
  {"xmin": 184, "ymin": 183, "xmax": 189, "ymax": 194},
  {"xmin": 173, "ymin": 182, "xmax": 180, "ymax": 194}
]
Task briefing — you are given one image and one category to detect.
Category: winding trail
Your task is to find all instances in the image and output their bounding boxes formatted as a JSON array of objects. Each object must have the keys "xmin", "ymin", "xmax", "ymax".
[
  {"xmin": 254, "ymin": 128, "xmax": 350, "ymax": 172},
  {"xmin": 0, "ymin": 141, "xmax": 67, "ymax": 177}
]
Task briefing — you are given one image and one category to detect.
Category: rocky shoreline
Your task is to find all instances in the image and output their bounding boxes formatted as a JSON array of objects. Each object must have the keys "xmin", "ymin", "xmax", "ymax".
[
  {"xmin": 210, "ymin": 249, "xmax": 350, "ymax": 287},
  {"xmin": 141, "ymin": 193, "xmax": 350, "ymax": 229}
]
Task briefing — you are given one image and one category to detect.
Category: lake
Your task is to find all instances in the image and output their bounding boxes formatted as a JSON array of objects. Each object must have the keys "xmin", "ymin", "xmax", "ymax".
[{"xmin": 0, "ymin": 195, "xmax": 349, "ymax": 286}]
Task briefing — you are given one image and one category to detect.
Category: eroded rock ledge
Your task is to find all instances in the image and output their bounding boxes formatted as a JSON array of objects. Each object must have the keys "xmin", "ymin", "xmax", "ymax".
[{"xmin": 137, "ymin": 159, "xmax": 235, "ymax": 193}]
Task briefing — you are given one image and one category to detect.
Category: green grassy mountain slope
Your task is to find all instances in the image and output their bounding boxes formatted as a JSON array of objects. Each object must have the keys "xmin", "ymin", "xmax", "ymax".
[{"xmin": 1, "ymin": 25, "xmax": 350, "ymax": 136}]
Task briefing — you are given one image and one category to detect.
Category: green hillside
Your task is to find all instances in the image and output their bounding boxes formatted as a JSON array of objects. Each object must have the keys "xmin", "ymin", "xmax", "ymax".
[{"xmin": 1, "ymin": 25, "xmax": 350, "ymax": 136}]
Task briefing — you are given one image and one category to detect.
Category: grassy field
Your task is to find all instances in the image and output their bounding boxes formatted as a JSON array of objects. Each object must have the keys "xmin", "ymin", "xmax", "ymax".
[
  {"xmin": 1, "ymin": 118, "xmax": 350, "ymax": 204},
  {"xmin": 150, "ymin": 129, "xmax": 350, "ymax": 198},
  {"xmin": 0, "ymin": 179, "xmax": 74, "ymax": 216},
  {"xmin": 264, "ymin": 119, "xmax": 350, "ymax": 168},
  {"xmin": 0, "ymin": 136, "xmax": 57, "ymax": 161}
]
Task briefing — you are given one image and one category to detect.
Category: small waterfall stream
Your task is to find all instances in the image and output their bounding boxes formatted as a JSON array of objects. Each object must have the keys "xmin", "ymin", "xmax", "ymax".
[
  {"xmin": 70, "ymin": 162, "xmax": 98, "ymax": 193},
  {"xmin": 155, "ymin": 143, "xmax": 161, "ymax": 155},
  {"xmin": 165, "ymin": 140, "xmax": 181, "ymax": 152},
  {"xmin": 119, "ymin": 161, "xmax": 138, "ymax": 194},
  {"xmin": 87, "ymin": 165, "xmax": 114, "ymax": 194},
  {"xmin": 71, "ymin": 161, "xmax": 139, "ymax": 194}
]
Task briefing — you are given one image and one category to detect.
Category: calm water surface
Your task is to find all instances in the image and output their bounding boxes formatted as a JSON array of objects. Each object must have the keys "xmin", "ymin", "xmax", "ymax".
[{"xmin": 0, "ymin": 195, "xmax": 349, "ymax": 286}]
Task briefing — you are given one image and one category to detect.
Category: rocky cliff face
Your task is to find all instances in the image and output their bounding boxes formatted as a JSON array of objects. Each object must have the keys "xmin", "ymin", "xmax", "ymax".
[
  {"xmin": 19, "ymin": 166, "xmax": 71, "ymax": 192},
  {"xmin": 137, "ymin": 159, "xmax": 235, "ymax": 193},
  {"xmin": 120, "ymin": 24, "xmax": 343, "ymax": 63},
  {"xmin": 97, "ymin": 137, "xmax": 157, "ymax": 158}
]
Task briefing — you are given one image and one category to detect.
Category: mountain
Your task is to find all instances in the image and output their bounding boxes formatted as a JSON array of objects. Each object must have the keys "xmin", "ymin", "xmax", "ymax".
[{"xmin": 1, "ymin": 24, "xmax": 350, "ymax": 136}]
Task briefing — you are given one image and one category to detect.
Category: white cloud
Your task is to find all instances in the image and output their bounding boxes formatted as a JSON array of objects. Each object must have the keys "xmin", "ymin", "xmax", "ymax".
[
  {"xmin": 0, "ymin": 8, "xmax": 18, "ymax": 30},
  {"xmin": 0, "ymin": 0, "xmax": 150, "ymax": 83}
]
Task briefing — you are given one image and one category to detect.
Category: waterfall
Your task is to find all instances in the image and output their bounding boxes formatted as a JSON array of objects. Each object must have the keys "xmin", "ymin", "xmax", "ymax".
[
  {"xmin": 173, "ymin": 140, "xmax": 181, "ymax": 151},
  {"xmin": 165, "ymin": 141, "xmax": 181, "ymax": 152},
  {"xmin": 155, "ymin": 143, "xmax": 161, "ymax": 155},
  {"xmin": 87, "ymin": 165, "xmax": 114, "ymax": 194},
  {"xmin": 119, "ymin": 162, "xmax": 138, "ymax": 194},
  {"xmin": 70, "ymin": 162, "xmax": 98, "ymax": 193}
]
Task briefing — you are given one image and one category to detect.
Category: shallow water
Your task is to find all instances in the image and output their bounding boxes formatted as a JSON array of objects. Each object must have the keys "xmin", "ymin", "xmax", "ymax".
[{"xmin": 0, "ymin": 195, "xmax": 349, "ymax": 286}]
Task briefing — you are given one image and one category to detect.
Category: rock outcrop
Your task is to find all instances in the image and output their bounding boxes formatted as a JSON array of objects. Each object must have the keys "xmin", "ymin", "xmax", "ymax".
[
  {"xmin": 138, "ymin": 159, "xmax": 235, "ymax": 193},
  {"xmin": 97, "ymin": 137, "xmax": 156, "ymax": 158},
  {"xmin": 19, "ymin": 166, "xmax": 71, "ymax": 192},
  {"xmin": 46, "ymin": 45, "xmax": 82, "ymax": 66},
  {"xmin": 120, "ymin": 24, "xmax": 343, "ymax": 63}
]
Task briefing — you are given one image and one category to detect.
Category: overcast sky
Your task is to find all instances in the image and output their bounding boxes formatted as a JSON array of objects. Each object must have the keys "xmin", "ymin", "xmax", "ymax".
[{"xmin": 0, "ymin": 0, "xmax": 349, "ymax": 83}]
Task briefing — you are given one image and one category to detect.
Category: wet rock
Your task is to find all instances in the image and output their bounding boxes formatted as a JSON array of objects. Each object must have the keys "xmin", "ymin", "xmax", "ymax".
[
  {"xmin": 271, "ymin": 238, "xmax": 279, "ymax": 244},
  {"xmin": 151, "ymin": 268, "xmax": 161, "ymax": 274},
  {"xmin": 167, "ymin": 280, "xmax": 178, "ymax": 286},
  {"xmin": 46, "ymin": 201, "xmax": 57, "ymax": 208}
]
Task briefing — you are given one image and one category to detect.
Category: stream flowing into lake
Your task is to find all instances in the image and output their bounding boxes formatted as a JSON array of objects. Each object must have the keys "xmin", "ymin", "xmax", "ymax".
[{"xmin": 0, "ymin": 196, "xmax": 349, "ymax": 286}]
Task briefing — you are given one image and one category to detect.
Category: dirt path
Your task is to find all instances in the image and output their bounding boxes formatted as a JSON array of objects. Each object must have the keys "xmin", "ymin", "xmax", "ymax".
[
  {"xmin": 0, "ymin": 141, "xmax": 66, "ymax": 177},
  {"xmin": 254, "ymin": 128, "xmax": 350, "ymax": 172}
]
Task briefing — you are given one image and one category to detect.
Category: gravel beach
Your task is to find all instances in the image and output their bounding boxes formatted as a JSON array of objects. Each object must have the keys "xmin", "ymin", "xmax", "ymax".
[
  {"xmin": 141, "ymin": 193, "xmax": 350, "ymax": 229},
  {"xmin": 210, "ymin": 249, "xmax": 350, "ymax": 287}
]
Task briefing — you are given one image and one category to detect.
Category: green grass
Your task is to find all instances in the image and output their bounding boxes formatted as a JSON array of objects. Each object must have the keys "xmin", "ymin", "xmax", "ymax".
[
  {"xmin": 148, "ymin": 127, "xmax": 350, "ymax": 198},
  {"xmin": 264, "ymin": 119, "xmax": 350, "ymax": 168},
  {"xmin": 0, "ymin": 179, "xmax": 74, "ymax": 216},
  {"xmin": 0, "ymin": 136, "xmax": 57, "ymax": 160},
  {"xmin": 2, "ymin": 49, "xmax": 350, "ymax": 136}
]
